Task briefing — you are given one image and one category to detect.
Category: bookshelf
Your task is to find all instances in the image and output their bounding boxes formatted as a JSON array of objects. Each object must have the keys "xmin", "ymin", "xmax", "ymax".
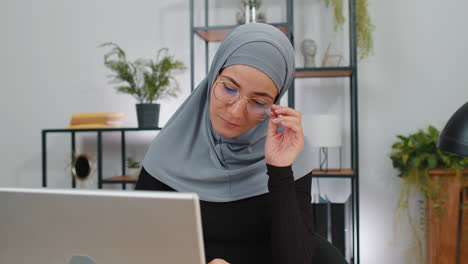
[
  {"xmin": 189, "ymin": 0, "xmax": 360, "ymax": 262},
  {"xmin": 41, "ymin": 127, "xmax": 161, "ymax": 190}
]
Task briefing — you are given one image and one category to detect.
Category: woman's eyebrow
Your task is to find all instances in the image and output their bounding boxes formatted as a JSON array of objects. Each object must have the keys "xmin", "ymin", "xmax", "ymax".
[
  {"xmin": 219, "ymin": 75, "xmax": 276, "ymax": 101},
  {"xmin": 252, "ymin": 92, "xmax": 275, "ymax": 101},
  {"xmin": 219, "ymin": 75, "xmax": 241, "ymax": 88}
]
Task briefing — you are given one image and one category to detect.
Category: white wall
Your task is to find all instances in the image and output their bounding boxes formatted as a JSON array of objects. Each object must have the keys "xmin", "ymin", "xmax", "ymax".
[
  {"xmin": 359, "ymin": 0, "xmax": 468, "ymax": 263},
  {"xmin": 1, "ymin": 0, "xmax": 468, "ymax": 263},
  {"xmin": 0, "ymin": 0, "xmax": 191, "ymax": 188}
]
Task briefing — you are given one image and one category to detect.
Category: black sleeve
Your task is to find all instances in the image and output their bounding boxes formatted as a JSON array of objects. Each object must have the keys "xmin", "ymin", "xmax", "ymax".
[
  {"xmin": 134, "ymin": 167, "xmax": 175, "ymax": 191},
  {"xmin": 267, "ymin": 164, "xmax": 349, "ymax": 264},
  {"xmin": 267, "ymin": 164, "xmax": 314, "ymax": 264}
]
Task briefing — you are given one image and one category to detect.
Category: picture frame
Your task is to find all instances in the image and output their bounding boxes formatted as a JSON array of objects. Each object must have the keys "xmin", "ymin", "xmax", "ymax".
[{"xmin": 321, "ymin": 43, "xmax": 344, "ymax": 67}]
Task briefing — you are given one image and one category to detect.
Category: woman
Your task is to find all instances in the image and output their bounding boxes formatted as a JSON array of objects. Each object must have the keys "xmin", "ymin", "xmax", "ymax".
[{"xmin": 136, "ymin": 23, "xmax": 347, "ymax": 264}]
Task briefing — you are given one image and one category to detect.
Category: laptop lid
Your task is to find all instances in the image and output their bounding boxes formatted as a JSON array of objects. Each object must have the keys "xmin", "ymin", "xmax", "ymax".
[{"xmin": 0, "ymin": 188, "xmax": 206, "ymax": 264}]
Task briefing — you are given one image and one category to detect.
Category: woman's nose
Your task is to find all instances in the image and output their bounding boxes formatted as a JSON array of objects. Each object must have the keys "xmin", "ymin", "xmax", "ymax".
[{"xmin": 227, "ymin": 97, "xmax": 249, "ymax": 118}]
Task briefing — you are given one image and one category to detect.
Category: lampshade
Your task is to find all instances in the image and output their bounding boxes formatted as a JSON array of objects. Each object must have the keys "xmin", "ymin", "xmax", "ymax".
[
  {"xmin": 303, "ymin": 114, "xmax": 342, "ymax": 147},
  {"xmin": 437, "ymin": 101, "xmax": 468, "ymax": 157}
]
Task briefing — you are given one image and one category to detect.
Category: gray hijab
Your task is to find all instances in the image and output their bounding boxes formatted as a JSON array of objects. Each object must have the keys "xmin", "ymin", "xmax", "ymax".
[{"xmin": 143, "ymin": 23, "xmax": 307, "ymax": 202}]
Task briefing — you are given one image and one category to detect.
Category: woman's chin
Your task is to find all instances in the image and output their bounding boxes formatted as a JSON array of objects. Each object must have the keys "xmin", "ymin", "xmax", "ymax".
[
  {"xmin": 215, "ymin": 128, "xmax": 237, "ymax": 138},
  {"xmin": 213, "ymin": 123, "xmax": 246, "ymax": 138}
]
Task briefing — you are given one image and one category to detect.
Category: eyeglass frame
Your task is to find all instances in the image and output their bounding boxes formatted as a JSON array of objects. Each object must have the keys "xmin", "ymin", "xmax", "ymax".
[{"xmin": 212, "ymin": 79, "xmax": 274, "ymax": 120}]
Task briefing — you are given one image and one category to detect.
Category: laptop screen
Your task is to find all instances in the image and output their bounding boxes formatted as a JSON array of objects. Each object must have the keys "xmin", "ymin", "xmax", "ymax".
[{"xmin": 0, "ymin": 188, "xmax": 206, "ymax": 264}]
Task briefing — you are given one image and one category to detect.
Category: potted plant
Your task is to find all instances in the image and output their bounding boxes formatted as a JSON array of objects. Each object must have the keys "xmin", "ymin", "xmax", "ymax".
[
  {"xmin": 390, "ymin": 125, "xmax": 468, "ymax": 263},
  {"xmin": 126, "ymin": 157, "xmax": 141, "ymax": 178},
  {"xmin": 324, "ymin": 0, "xmax": 374, "ymax": 59},
  {"xmin": 101, "ymin": 42, "xmax": 186, "ymax": 128}
]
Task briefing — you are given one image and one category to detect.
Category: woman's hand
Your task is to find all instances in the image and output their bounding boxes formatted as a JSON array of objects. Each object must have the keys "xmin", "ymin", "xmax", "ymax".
[
  {"xmin": 265, "ymin": 105, "xmax": 304, "ymax": 167},
  {"xmin": 208, "ymin": 258, "xmax": 230, "ymax": 264}
]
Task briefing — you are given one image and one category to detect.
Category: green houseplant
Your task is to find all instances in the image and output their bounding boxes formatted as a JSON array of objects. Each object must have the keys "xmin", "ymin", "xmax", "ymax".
[
  {"xmin": 126, "ymin": 157, "xmax": 141, "ymax": 178},
  {"xmin": 390, "ymin": 125, "xmax": 468, "ymax": 263},
  {"xmin": 324, "ymin": 0, "xmax": 374, "ymax": 59},
  {"xmin": 101, "ymin": 42, "xmax": 186, "ymax": 128}
]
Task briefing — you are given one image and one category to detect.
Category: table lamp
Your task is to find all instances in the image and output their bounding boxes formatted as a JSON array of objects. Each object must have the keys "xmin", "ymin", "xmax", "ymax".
[
  {"xmin": 304, "ymin": 114, "xmax": 342, "ymax": 171},
  {"xmin": 437, "ymin": 101, "xmax": 468, "ymax": 157}
]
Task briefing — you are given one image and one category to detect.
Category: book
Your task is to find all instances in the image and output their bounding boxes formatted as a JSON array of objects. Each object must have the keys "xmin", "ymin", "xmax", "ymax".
[
  {"xmin": 68, "ymin": 123, "xmax": 122, "ymax": 129},
  {"xmin": 69, "ymin": 112, "xmax": 124, "ymax": 126}
]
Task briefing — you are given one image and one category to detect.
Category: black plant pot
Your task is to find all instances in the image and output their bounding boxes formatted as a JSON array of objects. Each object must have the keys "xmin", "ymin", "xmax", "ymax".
[{"xmin": 136, "ymin": 103, "xmax": 160, "ymax": 128}]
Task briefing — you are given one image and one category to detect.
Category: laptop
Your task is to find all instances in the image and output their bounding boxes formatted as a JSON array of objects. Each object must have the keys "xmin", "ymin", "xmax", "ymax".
[{"xmin": 0, "ymin": 188, "xmax": 206, "ymax": 264}]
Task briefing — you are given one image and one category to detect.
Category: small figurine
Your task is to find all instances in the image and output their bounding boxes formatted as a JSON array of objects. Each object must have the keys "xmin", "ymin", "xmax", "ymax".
[{"xmin": 301, "ymin": 39, "xmax": 317, "ymax": 68}]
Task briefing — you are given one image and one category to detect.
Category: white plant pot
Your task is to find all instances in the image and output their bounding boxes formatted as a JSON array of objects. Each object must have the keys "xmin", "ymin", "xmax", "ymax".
[{"xmin": 127, "ymin": 167, "xmax": 141, "ymax": 178}]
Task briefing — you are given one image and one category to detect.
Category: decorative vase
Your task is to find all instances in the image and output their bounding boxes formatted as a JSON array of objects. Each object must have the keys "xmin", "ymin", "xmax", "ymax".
[
  {"xmin": 136, "ymin": 103, "xmax": 160, "ymax": 128},
  {"xmin": 126, "ymin": 167, "xmax": 141, "ymax": 178},
  {"xmin": 236, "ymin": 0, "xmax": 266, "ymax": 24}
]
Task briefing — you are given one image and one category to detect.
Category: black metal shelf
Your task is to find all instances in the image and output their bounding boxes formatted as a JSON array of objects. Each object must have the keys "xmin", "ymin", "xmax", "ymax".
[
  {"xmin": 41, "ymin": 127, "xmax": 160, "ymax": 190},
  {"xmin": 190, "ymin": 0, "xmax": 359, "ymax": 262},
  {"xmin": 312, "ymin": 169, "xmax": 356, "ymax": 178},
  {"xmin": 43, "ymin": 127, "xmax": 162, "ymax": 133}
]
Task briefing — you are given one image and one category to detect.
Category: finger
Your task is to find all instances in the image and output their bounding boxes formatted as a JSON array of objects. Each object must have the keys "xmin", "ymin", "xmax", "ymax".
[
  {"xmin": 271, "ymin": 115, "xmax": 301, "ymax": 125},
  {"xmin": 276, "ymin": 120, "xmax": 303, "ymax": 136},
  {"xmin": 271, "ymin": 105, "xmax": 302, "ymax": 118},
  {"xmin": 271, "ymin": 116, "xmax": 303, "ymax": 133},
  {"xmin": 267, "ymin": 109, "xmax": 279, "ymax": 138}
]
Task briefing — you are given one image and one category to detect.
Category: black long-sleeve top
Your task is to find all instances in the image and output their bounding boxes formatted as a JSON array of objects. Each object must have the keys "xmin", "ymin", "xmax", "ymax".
[{"xmin": 135, "ymin": 165, "xmax": 347, "ymax": 264}]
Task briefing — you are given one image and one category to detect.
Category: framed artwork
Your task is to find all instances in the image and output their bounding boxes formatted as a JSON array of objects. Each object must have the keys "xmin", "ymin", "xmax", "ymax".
[{"xmin": 321, "ymin": 43, "xmax": 343, "ymax": 67}]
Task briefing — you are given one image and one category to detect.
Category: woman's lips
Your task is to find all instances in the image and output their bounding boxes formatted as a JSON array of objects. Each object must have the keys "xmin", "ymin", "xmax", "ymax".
[{"xmin": 218, "ymin": 115, "xmax": 239, "ymax": 128}]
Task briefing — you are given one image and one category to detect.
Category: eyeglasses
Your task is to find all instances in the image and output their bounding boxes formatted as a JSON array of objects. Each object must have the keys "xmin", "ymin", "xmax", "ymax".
[{"xmin": 213, "ymin": 80, "xmax": 273, "ymax": 120}]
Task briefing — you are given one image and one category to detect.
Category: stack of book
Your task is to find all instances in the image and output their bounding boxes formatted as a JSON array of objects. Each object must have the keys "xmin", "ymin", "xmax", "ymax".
[{"xmin": 68, "ymin": 112, "xmax": 124, "ymax": 129}]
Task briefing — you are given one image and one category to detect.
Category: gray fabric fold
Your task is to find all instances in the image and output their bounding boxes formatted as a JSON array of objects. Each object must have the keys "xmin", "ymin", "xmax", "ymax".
[{"xmin": 142, "ymin": 23, "xmax": 308, "ymax": 202}]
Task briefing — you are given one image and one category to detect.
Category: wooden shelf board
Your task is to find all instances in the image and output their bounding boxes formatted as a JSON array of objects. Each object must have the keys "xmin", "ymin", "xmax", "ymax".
[
  {"xmin": 295, "ymin": 69, "xmax": 353, "ymax": 78},
  {"xmin": 195, "ymin": 25, "xmax": 288, "ymax": 42},
  {"xmin": 312, "ymin": 168, "xmax": 354, "ymax": 176}
]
